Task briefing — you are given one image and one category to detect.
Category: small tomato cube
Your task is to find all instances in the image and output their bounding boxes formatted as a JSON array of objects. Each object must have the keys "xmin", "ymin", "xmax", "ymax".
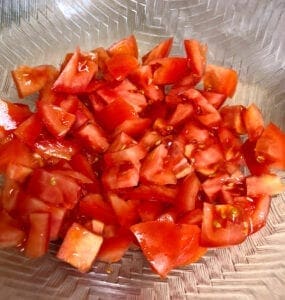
[{"xmin": 57, "ymin": 223, "xmax": 103, "ymax": 273}]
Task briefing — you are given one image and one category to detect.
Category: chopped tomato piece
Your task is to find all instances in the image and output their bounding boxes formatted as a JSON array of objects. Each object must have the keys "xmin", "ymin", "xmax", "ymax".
[
  {"xmin": 151, "ymin": 57, "xmax": 189, "ymax": 85},
  {"xmin": 140, "ymin": 144, "xmax": 177, "ymax": 185},
  {"xmin": 203, "ymin": 64, "xmax": 238, "ymax": 98},
  {"xmin": 201, "ymin": 202, "xmax": 247, "ymax": 247},
  {"xmin": 108, "ymin": 194, "xmax": 139, "ymax": 228},
  {"xmin": 184, "ymin": 39, "xmax": 207, "ymax": 78},
  {"xmin": 142, "ymin": 38, "xmax": 173, "ymax": 65},
  {"xmin": 57, "ymin": 223, "xmax": 103, "ymax": 273},
  {"xmin": 246, "ymin": 174, "xmax": 284, "ymax": 197},
  {"xmin": 27, "ymin": 168, "xmax": 81, "ymax": 209},
  {"xmin": 79, "ymin": 194, "xmax": 117, "ymax": 225},
  {"xmin": 6, "ymin": 163, "xmax": 33, "ymax": 183},
  {"xmin": 108, "ymin": 35, "xmax": 138, "ymax": 58},
  {"xmin": 177, "ymin": 172, "xmax": 201, "ymax": 212},
  {"xmin": 255, "ymin": 123, "xmax": 285, "ymax": 170},
  {"xmin": 220, "ymin": 105, "xmax": 246, "ymax": 135},
  {"xmin": 106, "ymin": 54, "xmax": 139, "ymax": 81},
  {"xmin": 39, "ymin": 103, "xmax": 76, "ymax": 138},
  {"xmin": 168, "ymin": 103, "xmax": 193, "ymax": 126},
  {"xmin": 76, "ymin": 123, "xmax": 109, "ymax": 153},
  {"xmin": 25, "ymin": 212, "xmax": 50, "ymax": 258},
  {"xmin": 97, "ymin": 228, "xmax": 133, "ymax": 263},
  {"xmin": 14, "ymin": 114, "xmax": 43, "ymax": 146},
  {"xmin": 12, "ymin": 65, "xmax": 58, "ymax": 98},
  {"xmin": 200, "ymin": 90, "xmax": 227, "ymax": 109},
  {"xmin": 242, "ymin": 104, "xmax": 264, "ymax": 141},
  {"xmin": 53, "ymin": 49, "xmax": 98, "ymax": 93},
  {"xmin": 131, "ymin": 221, "xmax": 202, "ymax": 277},
  {"xmin": 96, "ymin": 98, "xmax": 137, "ymax": 132}
]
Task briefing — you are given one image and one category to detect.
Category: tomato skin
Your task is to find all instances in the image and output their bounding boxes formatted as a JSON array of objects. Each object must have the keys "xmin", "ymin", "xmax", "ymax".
[
  {"xmin": 220, "ymin": 105, "xmax": 246, "ymax": 135},
  {"xmin": 200, "ymin": 90, "xmax": 227, "ymax": 109},
  {"xmin": 201, "ymin": 202, "xmax": 248, "ymax": 247}
]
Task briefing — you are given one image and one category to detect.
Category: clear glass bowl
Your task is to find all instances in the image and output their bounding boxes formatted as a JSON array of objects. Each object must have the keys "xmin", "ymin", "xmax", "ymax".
[{"xmin": 0, "ymin": 1, "xmax": 284, "ymax": 299}]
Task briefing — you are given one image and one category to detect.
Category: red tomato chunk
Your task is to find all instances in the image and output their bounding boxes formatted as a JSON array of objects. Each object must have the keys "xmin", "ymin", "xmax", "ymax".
[{"xmin": 0, "ymin": 35, "xmax": 284, "ymax": 277}]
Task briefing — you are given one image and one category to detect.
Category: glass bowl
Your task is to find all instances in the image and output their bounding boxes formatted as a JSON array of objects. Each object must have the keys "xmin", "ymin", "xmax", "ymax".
[{"xmin": 0, "ymin": 0, "xmax": 284, "ymax": 299}]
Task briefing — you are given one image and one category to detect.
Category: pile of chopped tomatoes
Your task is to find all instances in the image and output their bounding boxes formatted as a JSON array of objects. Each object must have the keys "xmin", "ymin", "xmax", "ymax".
[{"xmin": 0, "ymin": 35, "xmax": 284, "ymax": 277}]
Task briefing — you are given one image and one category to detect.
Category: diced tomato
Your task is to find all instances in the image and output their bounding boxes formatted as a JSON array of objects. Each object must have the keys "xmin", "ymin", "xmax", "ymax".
[
  {"xmin": 200, "ymin": 90, "xmax": 227, "ymax": 109},
  {"xmin": 12, "ymin": 65, "xmax": 58, "ymax": 98},
  {"xmin": 1, "ymin": 178, "xmax": 20, "ymax": 212},
  {"xmin": 142, "ymin": 38, "xmax": 173, "ymax": 65},
  {"xmin": 151, "ymin": 57, "xmax": 189, "ymax": 85},
  {"xmin": 182, "ymin": 88, "xmax": 221, "ymax": 127},
  {"xmin": 27, "ymin": 168, "xmax": 81, "ymax": 209},
  {"xmin": 70, "ymin": 152, "xmax": 97, "ymax": 181},
  {"xmin": 220, "ymin": 105, "xmax": 246, "ymax": 135},
  {"xmin": 247, "ymin": 195, "xmax": 271, "ymax": 234},
  {"xmin": 218, "ymin": 127, "xmax": 242, "ymax": 162},
  {"xmin": 108, "ymin": 194, "xmax": 139, "ymax": 227},
  {"xmin": 113, "ymin": 118, "xmax": 151, "ymax": 138},
  {"xmin": 38, "ymin": 103, "xmax": 76, "ymax": 138},
  {"xmin": 95, "ymin": 98, "xmax": 137, "ymax": 132},
  {"xmin": 59, "ymin": 95, "xmax": 79, "ymax": 114},
  {"xmin": 255, "ymin": 123, "xmax": 285, "ymax": 170},
  {"xmin": 246, "ymin": 174, "xmax": 284, "ymax": 197},
  {"xmin": 131, "ymin": 221, "xmax": 202, "ymax": 277},
  {"xmin": 57, "ymin": 222, "xmax": 103, "ymax": 272},
  {"xmin": 242, "ymin": 104, "xmax": 264, "ymax": 141},
  {"xmin": 97, "ymin": 228, "xmax": 133, "ymax": 263},
  {"xmin": 201, "ymin": 202, "xmax": 247, "ymax": 247},
  {"xmin": 0, "ymin": 210, "xmax": 25, "ymax": 248},
  {"xmin": 140, "ymin": 143, "xmax": 177, "ymax": 185},
  {"xmin": 53, "ymin": 49, "xmax": 98, "ymax": 93},
  {"xmin": 49, "ymin": 206, "xmax": 67, "ymax": 241},
  {"xmin": 106, "ymin": 54, "xmax": 139, "ymax": 81},
  {"xmin": 168, "ymin": 103, "xmax": 194, "ymax": 126},
  {"xmin": 34, "ymin": 136, "xmax": 78, "ymax": 161},
  {"xmin": 177, "ymin": 172, "xmax": 201, "ymax": 212},
  {"xmin": 108, "ymin": 35, "xmax": 138, "ymax": 58},
  {"xmin": 76, "ymin": 123, "xmax": 109, "ymax": 153},
  {"xmin": 242, "ymin": 139, "xmax": 269, "ymax": 175},
  {"xmin": 25, "ymin": 212, "xmax": 50, "ymax": 258},
  {"xmin": 203, "ymin": 64, "xmax": 238, "ymax": 98},
  {"xmin": 14, "ymin": 114, "xmax": 43, "ymax": 146},
  {"xmin": 79, "ymin": 194, "xmax": 118, "ymax": 225},
  {"xmin": 184, "ymin": 39, "xmax": 207, "ymax": 78},
  {"xmin": 193, "ymin": 143, "xmax": 224, "ymax": 175}
]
